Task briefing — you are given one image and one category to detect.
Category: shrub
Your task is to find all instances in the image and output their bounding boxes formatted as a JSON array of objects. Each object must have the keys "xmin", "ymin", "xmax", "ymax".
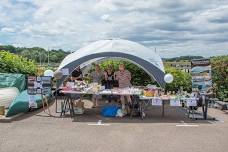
[
  {"xmin": 165, "ymin": 67, "xmax": 192, "ymax": 92},
  {"xmin": 211, "ymin": 55, "xmax": 228, "ymax": 101},
  {"xmin": 0, "ymin": 50, "xmax": 37, "ymax": 75}
]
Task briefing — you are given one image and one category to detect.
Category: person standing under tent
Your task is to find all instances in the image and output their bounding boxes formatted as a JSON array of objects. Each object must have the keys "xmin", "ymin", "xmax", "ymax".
[
  {"xmin": 91, "ymin": 64, "xmax": 104, "ymax": 107},
  {"xmin": 114, "ymin": 63, "xmax": 132, "ymax": 111},
  {"xmin": 104, "ymin": 65, "xmax": 115, "ymax": 103},
  {"xmin": 69, "ymin": 66, "xmax": 83, "ymax": 102},
  {"xmin": 71, "ymin": 66, "xmax": 83, "ymax": 81}
]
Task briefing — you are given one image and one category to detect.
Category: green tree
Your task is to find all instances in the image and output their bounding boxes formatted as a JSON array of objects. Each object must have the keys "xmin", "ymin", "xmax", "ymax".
[
  {"xmin": 98, "ymin": 60, "xmax": 193, "ymax": 91},
  {"xmin": 165, "ymin": 67, "xmax": 192, "ymax": 92},
  {"xmin": 0, "ymin": 45, "xmax": 16, "ymax": 53},
  {"xmin": 99, "ymin": 60, "xmax": 157, "ymax": 86},
  {"xmin": 211, "ymin": 55, "xmax": 228, "ymax": 101},
  {"xmin": 0, "ymin": 45, "xmax": 70, "ymax": 64}
]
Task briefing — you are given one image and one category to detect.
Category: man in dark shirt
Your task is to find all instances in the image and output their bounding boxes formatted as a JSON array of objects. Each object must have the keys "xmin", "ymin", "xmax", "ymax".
[{"xmin": 71, "ymin": 66, "xmax": 83, "ymax": 81}]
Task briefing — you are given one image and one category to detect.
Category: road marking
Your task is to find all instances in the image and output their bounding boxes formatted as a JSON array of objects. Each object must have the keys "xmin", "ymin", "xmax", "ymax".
[
  {"xmin": 176, "ymin": 124, "xmax": 199, "ymax": 127},
  {"xmin": 215, "ymin": 118, "xmax": 224, "ymax": 123},
  {"xmin": 208, "ymin": 121, "xmax": 215, "ymax": 124},
  {"xmin": 215, "ymin": 118, "xmax": 225, "ymax": 123},
  {"xmin": 88, "ymin": 120, "xmax": 111, "ymax": 126},
  {"xmin": 208, "ymin": 118, "xmax": 225, "ymax": 124},
  {"xmin": 176, "ymin": 120, "xmax": 199, "ymax": 127}
]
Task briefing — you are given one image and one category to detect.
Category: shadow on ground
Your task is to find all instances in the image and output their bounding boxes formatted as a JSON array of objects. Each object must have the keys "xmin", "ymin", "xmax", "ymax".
[
  {"xmin": 6, "ymin": 99, "xmax": 217, "ymax": 125},
  {"xmin": 70, "ymin": 106, "xmax": 214, "ymax": 124}
]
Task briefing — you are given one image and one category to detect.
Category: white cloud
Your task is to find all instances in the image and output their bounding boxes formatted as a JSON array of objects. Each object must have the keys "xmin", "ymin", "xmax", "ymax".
[
  {"xmin": 101, "ymin": 14, "xmax": 111, "ymax": 22},
  {"xmin": 0, "ymin": 0, "xmax": 227, "ymax": 57},
  {"xmin": 1, "ymin": 27, "xmax": 15, "ymax": 33}
]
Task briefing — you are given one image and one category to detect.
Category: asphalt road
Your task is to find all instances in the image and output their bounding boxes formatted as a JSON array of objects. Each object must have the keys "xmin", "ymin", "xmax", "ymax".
[{"xmin": 0, "ymin": 102, "xmax": 228, "ymax": 152}]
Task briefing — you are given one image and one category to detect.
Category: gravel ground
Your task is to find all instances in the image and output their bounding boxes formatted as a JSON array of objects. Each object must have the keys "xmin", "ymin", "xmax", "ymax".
[{"xmin": 0, "ymin": 100, "xmax": 228, "ymax": 152}]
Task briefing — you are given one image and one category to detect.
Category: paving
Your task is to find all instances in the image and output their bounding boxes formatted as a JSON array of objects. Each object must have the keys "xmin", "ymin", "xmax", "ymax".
[{"xmin": 0, "ymin": 100, "xmax": 228, "ymax": 152}]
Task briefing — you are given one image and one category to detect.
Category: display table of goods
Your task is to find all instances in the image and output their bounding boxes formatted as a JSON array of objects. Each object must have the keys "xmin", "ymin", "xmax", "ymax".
[
  {"xmin": 62, "ymin": 81, "xmax": 143, "ymax": 95},
  {"xmin": 62, "ymin": 81, "xmax": 104, "ymax": 94},
  {"xmin": 61, "ymin": 82, "xmax": 197, "ymax": 105}
]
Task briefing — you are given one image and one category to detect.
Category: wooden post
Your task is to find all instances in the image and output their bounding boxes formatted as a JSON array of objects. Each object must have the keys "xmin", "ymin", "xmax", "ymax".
[
  {"xmin": 41, "ymin": 95, "xmax": 51, "ymax": 116},
  {"xmin": 162, "ymin": 100, "xmax": 165, "ymax": 117}
]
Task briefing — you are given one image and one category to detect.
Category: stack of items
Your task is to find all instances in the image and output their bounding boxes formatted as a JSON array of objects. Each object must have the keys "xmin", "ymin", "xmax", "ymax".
[
  {"xmin": 74, "ymin": 81, "xmax": 88, "ymax": 90},
  {"xmin": 143, "ymin": 85, "xmax": 159, "ymax": 97},
  {"xmin": 87, "ymin": 83, "xmax": 105, "ymax": 94},
  {"xmin": 160, "ymin": 95, "xmax": 171, "ymax": 100},
  {"xmin": 129, "ymin": 87, "xmax": 142, "ymax": 95},
  {"xmin": 100, "ymin": 89, "xmax": 112, "ymax": 95},
  {"xmin": 63, "ymin": 82, "xmax": 74, "ymax": 91},
  {"xmin": 112, "ymin": 88, "xmax": 122, "ymax": 95},
  {"xmin": 111, "ymin": 87, "xmax": 142, "ymax": 95},
  {"xmin": 143, "ymin": 89, "xmax": 155, "ymax": 97},
  {"xmin": 74, "ymin": 100, "xmax": 85, "ymax": 114},
  {"xmin": 64, "ymin": 81, "xmax": 88, "ymax": 92}
]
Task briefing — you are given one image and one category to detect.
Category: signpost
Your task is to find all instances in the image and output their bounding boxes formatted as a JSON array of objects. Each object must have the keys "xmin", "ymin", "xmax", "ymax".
[
  {"xmin": 191, "ymin": 58, "xmax": 212, "ymax": 92},
  {"xmin": 191, "ymin": 58, "xmax": 213, "ymax": 120}
]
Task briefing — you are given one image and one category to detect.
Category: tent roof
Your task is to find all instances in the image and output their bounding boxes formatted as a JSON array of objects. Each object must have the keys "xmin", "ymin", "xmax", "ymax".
[
  {"xmin": 58, "ymin": 39, "xmax": 164, "ymax": 72},
  {"xmin": 57, "ymin": 39, "xmax": 166, "ymax": 87}
]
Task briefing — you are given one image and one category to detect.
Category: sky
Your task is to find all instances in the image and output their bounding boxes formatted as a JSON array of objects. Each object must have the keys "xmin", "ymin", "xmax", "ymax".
[{"xmin": 0, "ymin": 0, "xmax": 228, "ymax": 58}]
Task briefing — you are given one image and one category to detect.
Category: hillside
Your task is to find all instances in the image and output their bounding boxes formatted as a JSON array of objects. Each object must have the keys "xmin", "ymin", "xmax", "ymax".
[
  {"xmin": 0, "ymin": 45, "xmax": 70, "ymax": 64},
  {"xmin": 163, "ymin": 56, "xmax": 204, "ymax": 62}
]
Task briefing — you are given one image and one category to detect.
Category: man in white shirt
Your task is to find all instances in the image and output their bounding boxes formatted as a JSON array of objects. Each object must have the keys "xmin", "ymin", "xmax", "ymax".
[{"xmin": 115, "ymin": 63, "xmax": 132, "ymax": 111}]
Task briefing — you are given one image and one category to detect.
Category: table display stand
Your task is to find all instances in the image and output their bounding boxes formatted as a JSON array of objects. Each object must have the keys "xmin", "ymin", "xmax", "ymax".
[
  {"xmin": 187, "ymin": 107, "xmax": 196, "ymax": 119},
  {"xmin": 55, "ymin": 88, "xmax": 58, "ymax": 113},
  {"xmin": 162, "ymin": 100, "xmax": 165, "ymax": 117},
  {"xmin": 55, "ymin": 88, "xmax": 61, "ymax": 113},
  {"xmin": 60, "ymin": 96, "xmax": 74, "ymax": 117},
  {"xmin": 130, "ymin": 96, "xmax": 143, "ymax": 119},
  {"xmin": 196, "ymin": 99, "xmax": 215, "ymax": 120}
]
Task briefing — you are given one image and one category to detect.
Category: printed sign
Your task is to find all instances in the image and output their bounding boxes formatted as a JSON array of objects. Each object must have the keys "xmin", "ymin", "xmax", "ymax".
[
  {"xmin": 27, "ymin": 76, "xmax": 52, "ymax": 95},
  {"xmin": 186, "ymin": 98, "xmax": 197, "ymax": 107},
  {"xmin": 29, "ymin": 95, "xmax": 37, "ymax": 108},
  {"xmin": 61, "ymin": 68, "xmax": 70, "ymax": 75},
  {"xmin": 28, "ymin": 76, "xmax": 36, "ymax": 86},
  {"xmin": 27, "ymin": 87, "xmax": 37, "ymax": 95},
  {"xmin": 27, "ymin": 76, "xmax": 38, "ymax": 95},
  {"xmin": 170, "ymin": 99, "xmax": 181, "ymax": 106},
  {"xmin": 37, "ymin": 76, "xmax": 41, "ymax": 82},
  {"xmin": 191, "ymin": 59, "xmax": 210, "ymax": 67},
  {"xmin": 151, "ymin": 98, "xmax": 162, "ymax": 106},
  {"xmin": 41, "ymin": 76, "xmax": 52, "ymax": 95},
  {"xmin": 42, "ymin": 87, "xmax": 51, "ymax": 95}
]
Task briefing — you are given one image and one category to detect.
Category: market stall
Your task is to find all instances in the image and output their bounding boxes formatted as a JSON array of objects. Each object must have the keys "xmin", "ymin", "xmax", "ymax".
[{"xmin": 54, "ymin": 39, "xmax": 200, "ymax": 119}]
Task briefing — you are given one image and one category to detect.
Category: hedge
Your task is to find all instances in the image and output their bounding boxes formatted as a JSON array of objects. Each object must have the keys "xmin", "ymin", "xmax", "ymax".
[{"xmin": 0, "ymin": 50, "xmax": 37, "ymax": 75}]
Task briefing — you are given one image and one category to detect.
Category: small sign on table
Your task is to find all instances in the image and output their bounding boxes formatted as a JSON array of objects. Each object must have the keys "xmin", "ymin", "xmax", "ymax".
[
  {"xmin": 152, "ymin": 98, "xmax": 162, "ymax": 106},
  {"xmin": 186, "ymin": 98, "xmax": 197, "ymax": 107},
  {"xmin": 170, "ymin": 99, "xmax": 181, "ymax": 107}
]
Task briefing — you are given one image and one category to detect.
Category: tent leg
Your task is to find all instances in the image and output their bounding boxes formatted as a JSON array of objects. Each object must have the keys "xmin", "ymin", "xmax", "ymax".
[{"xmin": 162, "ymin": 100, "xmax": 165, "ymax": 117}]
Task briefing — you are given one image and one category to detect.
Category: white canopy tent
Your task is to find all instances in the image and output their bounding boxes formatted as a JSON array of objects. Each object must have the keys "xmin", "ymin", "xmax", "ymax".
[{"xmin": 56, "ymin": 39, "xmax": 166, "ymax": 87}]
